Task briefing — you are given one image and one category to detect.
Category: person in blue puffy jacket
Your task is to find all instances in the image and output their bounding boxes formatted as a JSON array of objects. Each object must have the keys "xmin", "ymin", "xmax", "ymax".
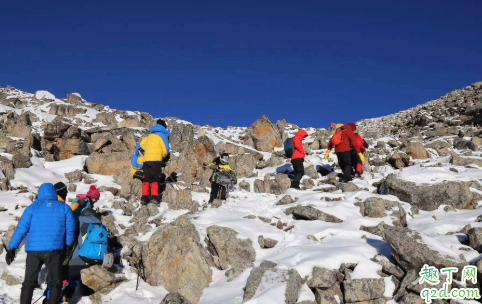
[{"xmin": 5, "ymin": 183, "xmax": 75, "ymax": 304}]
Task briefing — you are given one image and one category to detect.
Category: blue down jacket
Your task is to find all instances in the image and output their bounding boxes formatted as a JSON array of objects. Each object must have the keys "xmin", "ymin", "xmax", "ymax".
[{"xmin": 9, "ymin": 183, "xmax": 75, "ymax": 252}]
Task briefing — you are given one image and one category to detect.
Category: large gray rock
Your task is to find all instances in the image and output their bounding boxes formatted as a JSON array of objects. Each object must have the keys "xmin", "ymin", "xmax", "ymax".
[
  {"xmin": 451, "ymin": 155, "xmax": 482, "ymax": 167},
  {"xmin": 4, "ymin": 112, "xmax": 32, "ymax": 138},
  {"xmin": 86, "ymin": 151, "xmax": 132, "ymax": 176},
  {"xmin": 161, "ymin": 293, "xmax": 192, "ymax": 304},
  {"xmin": 342, "ymin": 278, "xmax": 385, "ymax": 303},
  {"xmin": 389, "ymin": 152, "xmax": 410, "ymax": 169},
  {"xmin": 248, "ymin": 115, "xmax": 283, "ymax": 152},
  {"xmin": 231, "ymin": 154, "xmax": 258, "ymax": 178},
  {"xmin": 306, "ymin": 267, "xmax": 338, "ymax": 288},
  {"xmin": 66, "ymin": 93, "xmax": 82, "ymax": 104},
  {"xmin": 382, "ymin": 173, "xmax": 480, "ymax": 211},
  {"xmin": 49, "ymin": 104, "xmax": 87, "ymax": 116},
  {"xmin": 55, "ymin": 138, "xmax": 90, "ymax": 160},
  {"xmin": 143, "ymin": 217, "xmax": 212, "ymax": 304},
  {"xmin": 80, "ymin": 265, "xmax": 125, "ymax": 293},
  {"xmin": 454, "ymin": 138, "xmax": 478, "ymax": 151},
  {"xmin": 162, "ymin": 184, "xmax": 199, "ymax": 212},
  {"xmin": 285, "ymin": 205, "xmax": 343, "ymax": 223},
  {"xmin": 467, "ymin": 227, "xmax": 482, "ymax": 252},
  {"xmin": 170, "ymin": 123, "xmax": 194, "ymax": 152},
  {"xmin": 243, "ymin": 263, "xmax": 301, "ymax": 304},
  {"xmin": 359, "ymin": 197, "xmax": 406, "ymax": 226},
  {"xmin": 313, "ymin": 283, "xmax": 343, "ymax": 304},
  {"xmin": 206, "ymin": 225, "xmax": 256, "ymax": 280},
  {"xmin": 383, "ymin": 225, "xmax": 468, "ymax": 274},
  {"xmin": 402, "ymin": 141, "xmax": 429, "ymax": 159}
]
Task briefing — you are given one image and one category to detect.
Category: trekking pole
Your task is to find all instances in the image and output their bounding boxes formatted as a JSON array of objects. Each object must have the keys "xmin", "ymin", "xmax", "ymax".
[{"xmin": 32, "ymin": 294, "xmax": 44, "ymax": 304}]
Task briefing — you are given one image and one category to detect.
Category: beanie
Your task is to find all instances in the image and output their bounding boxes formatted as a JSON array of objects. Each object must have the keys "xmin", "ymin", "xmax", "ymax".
[
  {"xmin": 54, "ymin": 182, "xmax": 68, "ymax": 200},
  {"xmin": 86, "ymin": 185, "xmax": 100, "ymax": 201}
]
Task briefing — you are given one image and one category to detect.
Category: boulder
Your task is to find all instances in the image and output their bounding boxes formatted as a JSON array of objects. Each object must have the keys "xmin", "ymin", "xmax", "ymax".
[
  {"xmin": 276, "ymin": 195, "xmax": 295, "ymax": 206},
  {"xmin": 306, "ymin": 267, "xmax": 338, "ymax": 289},
  {"xmin": 161, "ymin": 293, "xmax": 192, "ymax": 304},
  {"xmin": 454, "ymin": 138, "xmax": 478, "ymax": 151},
  {"xmin": 243, "ymin": 263, "xmax": 301, "ymax": 304},
  {"xmin": 231, "ymin": 154, "xmax": 258, "ymax": 178},
  {"xmin": 49, "ymin": 104, "xmax": 87, "ymax": 116},
  {"xmin": 467, "ymin": 227, "xmax": 482, "ymax": 252},
  {"xmin": 143, "ymin": 217, "xmax": 212, "ymax": 304},
  {"xmin": 66, "ymin": 93, "xmax": 82, "ymax": 104},
  {"xmin": 248, "ymin": 115, "xmax": 283, "ymax": 152},
  {"xmin": 86, "ymin": 151, "xmax": 132, "ymax": 176},
  {"xmin": 192, "ymin": 136, "xmax": 217, "ymax": 166},
  {"xmin": 451, "ymin": 155, "xmax": 482, "ymax": 167},
  {"xmin": 305, "ymin": 165, "xmax": 319, "ymax": 179},
  {"xmin": 80, "ymin": 265, "xmax": 125, "ymax": 292},
  {"xmin": 285, "ymin": 205, "xmax": 343, "ymax": 223},
  {"xmin": 359, "ymin": 197, "xmax": 406, "ymax": 226},
  {"xmin": 170, "ymin": 123, "xmax": 194, "ymax": 152},
  {"xmin": 313, "ymin": 283, "xmax": 343, "ymax": 304},
  {"xmin": 55, "ymin": 138, "xmax": 90, "ymax": 160},
  {"xmin": 389, "ymin": 152, "xmax": 410, "ymax": 169},
  {"xmin": 162, "ymin": 184, "xmax": 199, "ymax": 212},
  {"xmin": 382, "ymin": 173, "xmax": 479, "ymax": 211},
  {"xmin": 4, "ymin": 112, "xmax": 32, "ymax": 138},
  {"xmin": 65, "ymin": 170, "xmax": 84, "ymax": 183},
  {"xmin": 1, "ymin": 272, "xmax": 20, "ymax": 285},
  {"xmin": 342, "ymin": 278, "xmax": 385, "ymax": 303},
  {"xmin": 402, "ymin": 141, "xmax": 429, "ymax": 159},
  {"xmin": 383, "ymin": 225, "xmax": 467, "ymax": 274},
  {"xmin": 206, "ymin": 225, "xmax": 256, "ymax": 279},
  {"xmin": 258, "ymin": 235, "xmax": 278, "ymax": 249},
  {"xmin": 239, "ymin": 181, "xmax": 250, "ymax": 192},
  {"xmin": 12, "ymin": 153, "xmax": 32, "ymax": 168},
  {"xmin": 43, "ymin": 118, "xmax": 70, "ymax": 140}
]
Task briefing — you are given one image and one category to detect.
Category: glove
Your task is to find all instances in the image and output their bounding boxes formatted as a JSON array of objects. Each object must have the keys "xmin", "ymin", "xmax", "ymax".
[
  {"xmin": 324, "ymin": 150, "xmax": 331, "ymax": 160},
  {"xmin": 358, "ymin": 153, "xmax": 366, "ymax": 164},
  {"xmin": 5, "ymin": 249, "xmax": 16, "ymax": 265}
]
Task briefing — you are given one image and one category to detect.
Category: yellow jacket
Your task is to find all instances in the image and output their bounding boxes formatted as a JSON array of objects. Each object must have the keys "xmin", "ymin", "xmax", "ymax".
[{"xmin": 140, "ymin": 134, "xmax": 168, "ymax": 162}]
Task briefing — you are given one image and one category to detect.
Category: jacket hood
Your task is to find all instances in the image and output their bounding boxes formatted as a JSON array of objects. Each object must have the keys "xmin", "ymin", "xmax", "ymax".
[
  {"xmin": 295, "ymin": 129, "xmax": 308, "ymax": 138},
  {"xmin": 342, "ymin": 123, "xmax": 357, "ymax": 131},
  {"xmin": 150, "ymin": 124, "xmax": 171, "ymax": 136},
  {"xmin": 136, "ymin": 143, "xmax": 141, "ymax": 151},
  {"xmin": 37, "ymin": 183, "xmax": 58, "ymax": 201}
]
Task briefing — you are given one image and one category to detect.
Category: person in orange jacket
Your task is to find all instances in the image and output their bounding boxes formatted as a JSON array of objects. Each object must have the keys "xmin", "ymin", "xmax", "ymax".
[
  {"xmin": 291, "ymin": 129, "xmax": 308, "ymax": 189},
  {"xmin": 351, "ymin": 131, "xmax": 369, "ymax": 177},
  {"xmin": 325, "ymin": 123, "xmax": 363, "ymax": 183}
]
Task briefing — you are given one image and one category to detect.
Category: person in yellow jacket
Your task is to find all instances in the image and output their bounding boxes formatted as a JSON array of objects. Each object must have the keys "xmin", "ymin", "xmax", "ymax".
[
  {"xmin": 140, "ymin": 119, "xmax": 171, "ymax": 205},
  {"xmin": 208, "ymin": 153, "xmax": 236, "ymax": 203}
]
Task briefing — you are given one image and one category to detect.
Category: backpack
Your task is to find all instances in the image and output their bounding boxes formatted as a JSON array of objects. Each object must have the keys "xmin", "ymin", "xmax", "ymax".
[
  {"xmin": 284, "ymin": 138, "xmax": 294, "ymax": 157},
  {"xmin": 78, "ymin": 223, "xmax": 108, "ymax": 263},
  {"xmin": 331, "ymin": 129, "xmax": 346, "ymax": 146},
  {"xmin": 216, "ymin": 170, "xmax": 234, "ymax": 186}
]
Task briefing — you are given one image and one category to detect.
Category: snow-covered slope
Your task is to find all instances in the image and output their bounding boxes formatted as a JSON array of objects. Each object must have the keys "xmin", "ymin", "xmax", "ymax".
[{"xmin": 0, "ymin": 83, "xmax": 481, "ymax": 304}]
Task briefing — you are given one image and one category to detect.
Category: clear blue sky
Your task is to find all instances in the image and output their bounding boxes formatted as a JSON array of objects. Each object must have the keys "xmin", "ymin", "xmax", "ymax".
[{"xmin": 1, "ymin": 1, "xmax": 481, "ymax": 128}]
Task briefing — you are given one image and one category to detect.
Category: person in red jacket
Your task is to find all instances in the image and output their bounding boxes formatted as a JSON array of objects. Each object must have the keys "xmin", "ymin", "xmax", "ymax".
[
  {"xmin": 291, "ymin": 129, "xmax": 308, "ymax": 189},
  {"xmin": 325, "ymin": 123, "xmax": 363, "ymax": 182},
  {"xmin": 351, "ymin": 132, "xmax": 369, "ymax": 177}
]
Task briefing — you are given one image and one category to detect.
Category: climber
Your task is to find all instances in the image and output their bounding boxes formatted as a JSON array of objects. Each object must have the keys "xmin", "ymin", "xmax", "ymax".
[
  {"xmin": 351, "ymin": 131, "xmax": 369, "ymax": 178},
  {"xmin": 131, "ymin": 143, "xmax": 144, "ymax": 180},
  {"xmin": 140, "ymin": 119, "xmax": 171, "ymax": 205},
  {"xmin": 325, "ymin": 123, "xmax": 363, "ymax": 183},
  {"xmin": 5, "ymin": 183, "xmax": 75, "ymax": 304},
  {"xmin": 208, "ymin": 153, "xmax": 236, "ymax": 203},
  {"xmin": 291, "ymin": 129, "xmax": 308, "ymax": 189},
  {"xmin": 70, "ymin": 185, "xmax": 101, "ymax": 225},
  {"xmin": 54, "ymin": 181, "xmax": 68, "ymax": 202},
  {"xmin": 61, "ymin": 207, "xmax": 113, "ymax": 302},
  {"xmin": 329, "ymin": 123, "xmax": 343, "ymax": 133}
]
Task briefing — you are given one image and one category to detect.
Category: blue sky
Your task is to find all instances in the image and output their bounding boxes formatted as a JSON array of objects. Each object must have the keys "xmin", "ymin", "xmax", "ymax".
[{"xmin": 1, "ymin": 0, "xmax": 481, "ymax": 128}]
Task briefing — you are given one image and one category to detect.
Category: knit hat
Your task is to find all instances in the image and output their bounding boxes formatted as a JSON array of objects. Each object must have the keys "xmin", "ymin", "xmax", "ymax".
[
  {"xmin": 54, "ymin": 182, "xmax": 68, "ymax": 200},
  {"xmin": 156, "ymin": 119, "xmax": 167, "ymax": 128},
  {"xmin": 86, "ymin": 185, "xmax": 100, "ymax": 201}
]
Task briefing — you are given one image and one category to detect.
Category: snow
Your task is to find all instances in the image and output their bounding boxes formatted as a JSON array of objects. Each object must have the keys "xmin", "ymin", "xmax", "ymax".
[{"xmin": 34, "ymin": 90, "xmax": 55, "ymax": 100}]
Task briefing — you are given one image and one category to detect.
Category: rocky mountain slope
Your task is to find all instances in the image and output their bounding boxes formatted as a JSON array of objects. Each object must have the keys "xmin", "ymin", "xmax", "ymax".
[{"xmin": 0, "ymin": 82, "xmax": 481, "ymax": 304}]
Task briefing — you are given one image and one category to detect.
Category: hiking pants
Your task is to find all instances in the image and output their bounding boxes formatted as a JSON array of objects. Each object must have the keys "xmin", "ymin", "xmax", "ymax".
[
  {"xmin": 291, "ymin": 158, "xmax": 304, "ymax": 189},
  {"xmin": 21, "ymin": 251, "xmax": 62, "ymax": 304},
  {"xmin": 209, "ymin": 181, "xmax": 227, "ymax": 202},
  {"xmin": 142, "ymin": 161, "xmax": 164, "ymax": 197},
  {"xmin": 336, "ymin": 151, "xmax": 352, "ymax": 182},
  {"xmin": 350, "ymin": 150, "xmax": 363, "ymax": 174}
]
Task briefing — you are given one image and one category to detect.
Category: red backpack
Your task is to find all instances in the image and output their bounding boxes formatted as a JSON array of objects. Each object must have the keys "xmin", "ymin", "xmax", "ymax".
[{"xmin": 331, "ymin": 129, "xmax": 346, "ymax": 146}]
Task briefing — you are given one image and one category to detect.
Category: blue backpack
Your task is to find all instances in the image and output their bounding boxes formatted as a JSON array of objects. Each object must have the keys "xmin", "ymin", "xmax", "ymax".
[
  {"xmin": 284, "ymin": 138, "xmax": 294, "ymax": 158},
  {"xmin": 79, "ymin": 223, "xmax": 108, "ymax": 262}
]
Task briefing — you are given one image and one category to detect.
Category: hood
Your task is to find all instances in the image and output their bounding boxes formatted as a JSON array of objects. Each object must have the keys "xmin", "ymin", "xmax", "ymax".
[
  {"xmin": 342, "ymin": 123, "xmax": 357, "ymax": 131},
  {"xmin": 150, "ymin": 124, "xmax": 171, "ymax": 136},
  {"xmin": 295, "ymin": 129, "xmax": 308, "ymax": 139},
  {"xmin": 136, "ymin": 143, "xmax": 141, "ymax": 151},
  {"xmin": 37, "ymin": 183, "xmax": 58, "ymax": 201}
]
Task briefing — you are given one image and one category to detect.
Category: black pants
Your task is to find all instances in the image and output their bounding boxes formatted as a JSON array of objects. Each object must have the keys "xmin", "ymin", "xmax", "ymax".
[
  {"xmin": 143, "ymin": 161, "xmax": 163, "ymax": 183},
  {"xmin": 291, "ymin": 158, "xmax": 304, "ymax": 189},
  {"xmin": 209, "ymin": 181, "xmax": 226, "ymax": 202},
  {"xmin": 336, "ymin": 151, "xmax": 352, "ymax": 183},
  {"xmin": 21, "ymin": 251, "xmax": 62, "ymax": 304}
]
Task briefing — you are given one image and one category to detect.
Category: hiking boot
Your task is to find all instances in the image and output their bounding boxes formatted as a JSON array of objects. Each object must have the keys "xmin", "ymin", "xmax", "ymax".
[
  {"xmin": 141, "ymin": 195, "xmax": 149, "ymax": 205},
  {"xmin": 150, "ymin": 196, "xmax": 160, "ymax": 205}
]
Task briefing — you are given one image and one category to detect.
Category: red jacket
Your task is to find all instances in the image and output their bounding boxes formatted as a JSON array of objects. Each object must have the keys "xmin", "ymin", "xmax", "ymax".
[
  {"xmin": 291, "ymin": 129, "xmax": 308, "ymax": 160},
  {"xmin": 354, "ymin": 134, "xmax": 367, "ymax": 152},
  {"xmin": 328, "ymin": 124, "xmax": 361, "ymax": 153}
]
